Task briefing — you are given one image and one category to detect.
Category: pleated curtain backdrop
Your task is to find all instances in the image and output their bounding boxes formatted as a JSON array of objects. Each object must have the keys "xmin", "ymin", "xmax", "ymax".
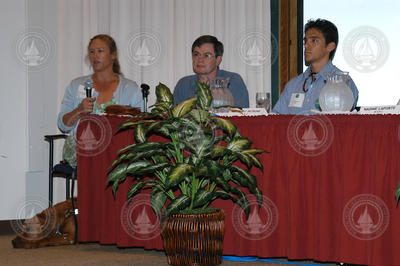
[{"xmin": 57, "ymin": 0, "xmax": 272, "ymax": 109}]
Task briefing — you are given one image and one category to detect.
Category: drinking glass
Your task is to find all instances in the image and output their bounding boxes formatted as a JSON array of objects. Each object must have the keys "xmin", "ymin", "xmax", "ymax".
[{"xmin": 256, "ymin": 92, "xmax": 270, "ymax": 112}]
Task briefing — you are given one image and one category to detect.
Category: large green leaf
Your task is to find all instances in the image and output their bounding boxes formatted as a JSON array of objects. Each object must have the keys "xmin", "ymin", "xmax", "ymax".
[
  {"xmin": 108, "ymin": 161, "xmax": 151, "ymax": 185},
  {"xmin": 192, "ymin": 190, "xmax": 214, "ymax": 209},
  {"xmin": 128, "ymin": 162, "xmax": 170, "ymax": 176},
  {"xmin": 227, "ymin": 137, "xmax": 252, "ymax": 152},
  {"xmin": 230, "ymin": 165, "xmax": 257, "ymax": 187},
  {"xmin": 212, "ymin": 117, "xmax": 237, "ymax": 139},
  {"xmin": 166, "ymin": 163, "xmax": 194, "ymax": 188},
  {"xmin": 134, "ymin": 123, "xmax": 147, "ymax": 143},
  {"xmin": 229, "ymin": 186, "xmax": 247, "ymax": 203},
  {"xmin": 242, "ymin": 148, "xmax": 267, "ymax": 155},
  {"xmin": 172, "ymin": 98, "xmax": 197, "ymax": 118},
  {"xmin": 127, "ymin": 142, "xmax": 167, "ymax": 153},
  {"xmin": 151, "ymin": 190, "xmax": 167, "ymax": 215},
  {"xmin": 155, "ymin": 83, "xmax": 174, "ymax": 106},
  {"xmin": 115, "ymin": 120, "xmax": 139, "ymax": 130},
  {"xmin": 118, "ymin": 142, "xmax": 159, "ymax": 154},
  {"xmin": 212, "ymin": 175, "xmax": 231, "ymax": 192},
  {"xmin": 133, "ymin": 150, "xmax": 167, "ymax": 163},
  {"xmin": 189, "ymin": 109, "xmax": 210, "ymax": 124},
  {"xmin": 126, "ymin": 182, "xmax": 145, "ymax": 201},
  {"xmin": 196, "ymin": 161, "xmax": 230, "ymax": 191},
  {"xmin": 125, "ymin": 161, "xmax": 153, "ymax": 175},
  {"xmin": 110, "ymin": 152, "xmax": 130, "ymax": 168},
  {"xmin": 146, "ymin": 120, "xmax": 171, "ymax": 138},
  {"xmin": 122, "ymin": 143, "xmax": 173, "ymax": 164},
  {"xmin": 196, "ymin": 81, "xmax": 212, "ymax": 110},
  {"xmin": 196, "ymin": 160, "xmax": 223, "ymax": 178},
  {"xmin": 254, "ymin": 187, "xmax": 264, "ymax": 207},
  {"xmin": 111, "ymin": 177, "xmax": 127, "ymax": 195},
  {"xmin": 235, "ymin": 152, "xmax": 253, "ymax": 169},
  {"xmin": 108, "ymin": 164, "xmax": 130, "ymax": 183},
  {"xmin": 164, "ymin": 194, "xmax": 191, "ymax": 216},
  {"xmin": 242, "ymin": 151, "xmax": 263, "ymax": 170},
  {"xmin": 150, "ymin": 102, "xmax": 170, "ymax": 114},
  {"xmin": 213, "ymin": 190, "xmax": 251, "ymax": 218}
]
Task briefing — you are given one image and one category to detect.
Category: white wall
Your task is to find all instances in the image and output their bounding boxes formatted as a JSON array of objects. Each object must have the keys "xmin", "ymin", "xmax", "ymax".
[
  {"xmin": 0, "ymin": 0, "xmax": 62, "ymax": 220},
  {"xmin": 0, "ymin": 0, "xmax": 28, "ymax": 220}
]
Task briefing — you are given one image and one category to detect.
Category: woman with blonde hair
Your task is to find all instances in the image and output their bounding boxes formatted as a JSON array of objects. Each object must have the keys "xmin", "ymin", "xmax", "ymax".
[{"xmin": 58, "ymin": 34, "xmax": 143, "ymax": 166}]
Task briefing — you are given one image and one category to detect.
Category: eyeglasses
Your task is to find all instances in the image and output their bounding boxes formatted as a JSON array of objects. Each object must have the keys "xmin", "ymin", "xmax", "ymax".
[
  {"xmin": 302, "ymin": 72, "xmax": 317, "ymax": 93},
  {"xmin": 192, "ymin": 51, "xmax": 216, "ymax": 60}
]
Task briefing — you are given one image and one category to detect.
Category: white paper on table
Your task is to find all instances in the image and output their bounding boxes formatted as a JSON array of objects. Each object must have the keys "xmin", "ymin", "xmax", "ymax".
[{"xmin": 358, "ymin": 105, "xmax": 400, "ymax": 114}]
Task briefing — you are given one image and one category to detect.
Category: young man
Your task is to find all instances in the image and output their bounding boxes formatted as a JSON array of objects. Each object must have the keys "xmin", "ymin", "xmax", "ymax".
[
  {"xmin": 272, "ymin": 19, "xmax": 359, "ymax": 114},
  {"xmin": 173, "ymin": 35, "xmax": 249, "ymax": 108}
]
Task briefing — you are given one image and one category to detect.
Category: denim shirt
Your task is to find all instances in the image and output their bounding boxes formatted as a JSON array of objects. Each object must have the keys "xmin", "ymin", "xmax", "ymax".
[{"xmin": 173, "ymin": 69, "xmax": 249, "ymax": 108}]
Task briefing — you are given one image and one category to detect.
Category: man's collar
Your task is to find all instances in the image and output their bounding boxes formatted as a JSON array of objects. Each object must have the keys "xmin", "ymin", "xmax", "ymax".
[{"xmin": 305, "ymin": 60, "xmax": 333, "ymax": 80}]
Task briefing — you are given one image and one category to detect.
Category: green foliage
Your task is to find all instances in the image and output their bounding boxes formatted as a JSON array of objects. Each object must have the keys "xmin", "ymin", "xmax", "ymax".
[
  {"xmin": 107, "ymin": 82, "xmax": 267, "ymax": 218},
  {"xmin": 396, "ymin": 181, "xmax": 400, "ymax": 206}
]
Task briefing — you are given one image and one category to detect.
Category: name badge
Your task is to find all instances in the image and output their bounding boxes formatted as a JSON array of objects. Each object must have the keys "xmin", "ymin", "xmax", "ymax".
[
  {"xmin": 289, "ymin": 93, "xmax": 305, "ymax": 108},
  {"xmin": 78, "ymin": 85, "xmax": 86, "ymax": 99}
]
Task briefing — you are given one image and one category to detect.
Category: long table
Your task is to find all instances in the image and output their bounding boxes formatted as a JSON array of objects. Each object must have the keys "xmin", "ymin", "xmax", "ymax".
[{"xmin": 77, "ymin": 114, "xmax": 400, "ymax": 266}]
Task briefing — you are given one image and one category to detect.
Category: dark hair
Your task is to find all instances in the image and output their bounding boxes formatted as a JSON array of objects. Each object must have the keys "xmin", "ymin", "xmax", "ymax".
[
  {"xmin": 304, "ymin": 19, "xmax": 338, "ymax": 60},
  {"xmin": 88, "ymin": 34, "xmax": 122, "ymax": 75},
  {"xmin": 191, "ymin": 35, "xmax": 224, "ymax": 57}
]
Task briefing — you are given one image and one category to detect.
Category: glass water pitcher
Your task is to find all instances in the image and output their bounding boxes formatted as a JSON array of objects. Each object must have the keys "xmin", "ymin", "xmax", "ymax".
[{"xmin": 319, "ymin": 71, "xmax": 354, "ymax": 112}]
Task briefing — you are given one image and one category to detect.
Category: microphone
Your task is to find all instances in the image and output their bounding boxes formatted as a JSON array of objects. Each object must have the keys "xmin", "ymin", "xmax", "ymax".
[
  {"xmin": 140, "ymin": 83, "xmax": 150, "ymax": 112},
  {"xmin": 141, "ymin": 84, "xmax": 150, "ymax": 99},
  {"xmin": 84, "ymin": 80, "xmax": 93, "ymax": 98}
]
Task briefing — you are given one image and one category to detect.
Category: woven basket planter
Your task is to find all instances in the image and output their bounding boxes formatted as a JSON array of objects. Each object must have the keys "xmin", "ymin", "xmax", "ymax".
[{"xmin": 161, "ymin": 209, "xmax": 225, "ymax": 266}]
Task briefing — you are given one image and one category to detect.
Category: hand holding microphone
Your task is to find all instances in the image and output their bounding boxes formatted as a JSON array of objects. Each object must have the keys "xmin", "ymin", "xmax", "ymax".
[
  {"xmin": 80, "ymin": 80, "xmax": 95, "ymax": 113},
  {"xmin": 80, "ymin": 98, "xmax": 95, "ymax": 113},
  {"xmin": 85, "ymin": 80, "xmax": 93, "ymax": 98}
]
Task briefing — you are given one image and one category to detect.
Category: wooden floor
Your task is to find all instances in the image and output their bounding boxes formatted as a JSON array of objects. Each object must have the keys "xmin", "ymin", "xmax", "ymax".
[{"xmin": 1, "ymin": 234, "xmax": 340, "ymax": 266}]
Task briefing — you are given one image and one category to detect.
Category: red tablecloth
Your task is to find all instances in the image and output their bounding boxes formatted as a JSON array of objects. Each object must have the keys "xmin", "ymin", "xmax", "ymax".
[{"xmin": 77, "ymin": 114, "xmax": 400, "ymax": 266}]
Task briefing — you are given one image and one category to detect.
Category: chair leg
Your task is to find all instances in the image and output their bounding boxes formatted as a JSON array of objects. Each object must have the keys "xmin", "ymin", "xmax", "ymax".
[
  {"xmin": 49, "ymin": 172, "xmax": 53, "ymax": 207},
  {"xmin": 48, "ymin": 143, "xmax": 54, "ymax": 207},
  {"xmin": 66, "ymin": 178, "xmax": 70, "ymax": 200}
]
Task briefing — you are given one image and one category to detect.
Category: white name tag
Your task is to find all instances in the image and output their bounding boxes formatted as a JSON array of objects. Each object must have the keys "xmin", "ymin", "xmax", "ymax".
[
  {"xmin": 212, "ymin": 108, "xmax": 268, "ymax": 117},
  {"xmin": 289, "ymin": 93, "xmax": 305, "ymax": 108},
  {"xmin": 359, "ymin": 105, "xmax": 400, "ymax": 114},
  {"xmin": 78, "ymin": 85, "xmax": 86, "ymax": 99}
]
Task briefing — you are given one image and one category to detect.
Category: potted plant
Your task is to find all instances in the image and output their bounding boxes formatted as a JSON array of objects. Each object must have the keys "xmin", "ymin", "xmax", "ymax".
[{"xmin": 107, "ymin": 82, "xmax": 265, "ymax": 265}]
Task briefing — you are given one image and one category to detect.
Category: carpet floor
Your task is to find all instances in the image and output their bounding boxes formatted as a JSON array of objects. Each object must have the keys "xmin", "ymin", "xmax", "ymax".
[{"xmin": 1, "ymin": 234, "xmax": 339, "ymax": 266}]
